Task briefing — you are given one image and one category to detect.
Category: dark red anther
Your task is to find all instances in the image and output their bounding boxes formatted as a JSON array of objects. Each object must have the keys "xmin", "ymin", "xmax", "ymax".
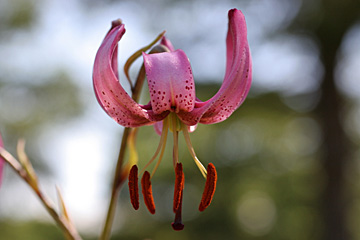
[
  {"xmin": 199, "ymin": 163, "xmax": 217, "ymax": 212},
  {"xmin": 173, "ymin": 163, "xmax": 185, "ymax": 213},
  {"xmin": 128, "ymin": 165, "xmax": 139, "ymax": 210},
  {"xmin": 141, "ymin": 171, "xmax": 156, "ymax": 214}
]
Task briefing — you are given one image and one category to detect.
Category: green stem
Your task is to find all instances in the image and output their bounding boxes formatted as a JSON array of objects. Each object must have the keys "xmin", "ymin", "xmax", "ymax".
[
  {"xmin": 99, "ymin": 43, "xmax": 171, "ymax": 240},
  {"xmin": 99, "ymin": 127, "xmax": 130, "ymax": 240},
  {"xmin": 99, "ymin": 65, "xmax": 144, "ymax": 240}
]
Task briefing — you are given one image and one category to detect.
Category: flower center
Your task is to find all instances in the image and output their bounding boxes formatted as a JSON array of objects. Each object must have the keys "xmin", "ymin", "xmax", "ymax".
[{"xmin": 127, "ymin": 113, "xmax": 217, "ymax": 230}]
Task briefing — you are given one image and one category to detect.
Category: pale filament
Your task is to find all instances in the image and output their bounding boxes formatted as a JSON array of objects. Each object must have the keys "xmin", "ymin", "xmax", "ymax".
[
  {"xmin": 182, "ymin": 123, "xmax": 207, "ymax": 178},
  {"xmin": 140, "ymin": 117, "xmax": 169, "ymax": 177}
]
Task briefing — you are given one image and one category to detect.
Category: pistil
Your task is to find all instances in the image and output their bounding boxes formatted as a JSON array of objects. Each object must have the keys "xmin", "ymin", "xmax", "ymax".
[
  {"xmin": 172, "ymin": 188, "xmax": 184, "ymax": 231},
  {"xmin": 171, "ymin": 113, "xmax": 180, "ymax": 168}
]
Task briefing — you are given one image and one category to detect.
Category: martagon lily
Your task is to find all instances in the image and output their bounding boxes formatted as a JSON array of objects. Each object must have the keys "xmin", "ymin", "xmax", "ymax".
[{"xmin": 93, "ymin": 8, "xmax": 251, "ymax": 230}]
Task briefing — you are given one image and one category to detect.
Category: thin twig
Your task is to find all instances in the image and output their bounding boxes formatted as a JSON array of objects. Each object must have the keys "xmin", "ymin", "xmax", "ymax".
[{"xmin": 0, "ymin": 147, "xmax": 82, "ymax": 240}]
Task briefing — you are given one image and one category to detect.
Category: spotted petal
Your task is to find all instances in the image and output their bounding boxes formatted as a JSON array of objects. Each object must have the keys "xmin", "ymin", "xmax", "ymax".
[
  {"xmin": 93, "ymin": 23, "xmax": 166, "ymax": 127},
  {"xmin": 178, "ymin": 9, "xmax": 252, "ymax": 125},
  {"xmin": 143, "ymin": 50, "xmax": 196, "ymax": 115}
]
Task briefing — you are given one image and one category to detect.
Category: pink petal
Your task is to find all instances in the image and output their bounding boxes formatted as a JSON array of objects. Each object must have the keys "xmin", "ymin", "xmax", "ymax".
[
  {"xmin": 153, "ymin": 121, "xmax": 163, "ymax": 135},
  {"xmin": 143, "ymin": 50, "xmax": 196, "ymax": 115},
  {"xmin": 93, "ymin": 23, "xmax": 164, "ymax": 127},
  {"xmin": 0, "ymin": 132, "xmax": 4, "ymax": 187},
  {"xmin": 178, "ymin": 9, "xmax": 252, "ymax": 125},
  {"xmin": 160, "ymin": 36, "xmax": 175, "ymax": 51}
]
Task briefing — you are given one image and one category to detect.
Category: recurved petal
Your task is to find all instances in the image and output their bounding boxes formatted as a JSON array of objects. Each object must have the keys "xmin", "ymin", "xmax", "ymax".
[
  {"xmin": 160, "ymin": 36, "xmax": 175, "ymax": 52},
  {"xmin": 110, "ymin": 20, "xmax": 121, "ymax": 79},
  {"xmin": 154, "ymin": 121, "xmax": 163, "ymax": 136},
  {"xmin": 143, "ymin": 50, "xmax": 196, "ymax": 115},
  {"xmin": 200, "ymin": 9, "xmax": 251, "ymax": 124},
  {"xmin": 93, "ymin": 23, "xmax": 155, "ymax": 127},
  {"xmin": 179, "ymin": 9, "xmax": 251, "ymax": 126}
]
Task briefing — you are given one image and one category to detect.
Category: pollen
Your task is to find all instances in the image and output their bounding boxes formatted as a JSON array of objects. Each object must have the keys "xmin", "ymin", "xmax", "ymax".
[
  {"xmin": 199, "ymin": 163, "xmax": 217, "ymax": 212},
  {"xmin": 128, "ymin": 165, "xmax": 139, "ymax": 210},
  {"xmin": 141, "ymin": 171, "xmax": 156, "ymax": 214},
  {"xmin": 173, "ymin": 163, "xmax": 185, "ymax": 212}
]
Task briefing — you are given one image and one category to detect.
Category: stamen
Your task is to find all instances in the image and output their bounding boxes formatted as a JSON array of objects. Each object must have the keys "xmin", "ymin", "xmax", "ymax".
[
  {"xmin": 141, "ymin": 118, "xmax": 169, "ymax": 176},
  {"xmin": 128, "ymin": 165, "xmax": 139, "ymax": 210},
  {"xmin": 171, "ymin": 188, "xmax": 184, "ymax": 231},
  {"xmin": 173, "ymin": 163, "xmax": 184, "ymax": 213},
  {"xmin": 151, "ymin": 118, "xmax": 169, "ymax": 177},
  {"xmin": 150, "ymin": 129, "xmax": 168, "ymax": 177},
  {"xmin": 141, "ymin": 171, "xmax": 156, "ymax": 214},
  {"xmin": 199, "ymin": 163, "xmax": 217, "ymax": 212},
  {"xmin": 182, "ymin": 124, "xmax": 207, "ymax": 178}
]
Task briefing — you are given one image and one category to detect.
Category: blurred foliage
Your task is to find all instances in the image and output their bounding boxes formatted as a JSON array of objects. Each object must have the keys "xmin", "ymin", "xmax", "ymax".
[
  {"xmin": 0, "ymin": 220, "xmax": 64, "ymax": 240},
  {"xmin": 0, "ymin": 71, "xmax": 84, "ymax": 174},
  {"xmin": 0, "ymin": 0, "xmax": 84, "ymax": 173},
  {"xmin": 0, "ymin": 0, "xmax": 37, "ymax": 32},
  {"xmin": 1, "ymin": 0, "xmax": 360, "ymax": 239},
  {"xmin": 109, "ymin": 85, "xmax": 323, "ymax": 240},
  {"xmin": 0, "ymin": 87, "xmax": 326, "ymax": 239},
  {"xmin": 0, "ymin": 72, "xmax": 83, "ymax": 138}
]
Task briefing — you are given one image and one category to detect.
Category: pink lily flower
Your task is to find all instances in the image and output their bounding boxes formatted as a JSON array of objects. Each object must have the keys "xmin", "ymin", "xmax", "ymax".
[{"xmin": 93, "ymin": 8, "xmax": 251, "ymax": 230}]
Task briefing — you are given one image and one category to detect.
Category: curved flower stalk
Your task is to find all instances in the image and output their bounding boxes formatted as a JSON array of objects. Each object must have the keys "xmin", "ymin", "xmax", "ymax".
[
  {"xmin": 0, "ymin": 137, "xmax": 82, "ymax": 240},
  {"xmin": 93, "ymin": 8, "xmax": 252, "ymax": 231}
]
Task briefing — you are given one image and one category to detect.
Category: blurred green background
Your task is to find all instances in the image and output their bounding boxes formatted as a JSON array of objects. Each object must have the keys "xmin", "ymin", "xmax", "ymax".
[{"xmin": 1, "ymin": 0, "xmax": 360, "ymax": 239}]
